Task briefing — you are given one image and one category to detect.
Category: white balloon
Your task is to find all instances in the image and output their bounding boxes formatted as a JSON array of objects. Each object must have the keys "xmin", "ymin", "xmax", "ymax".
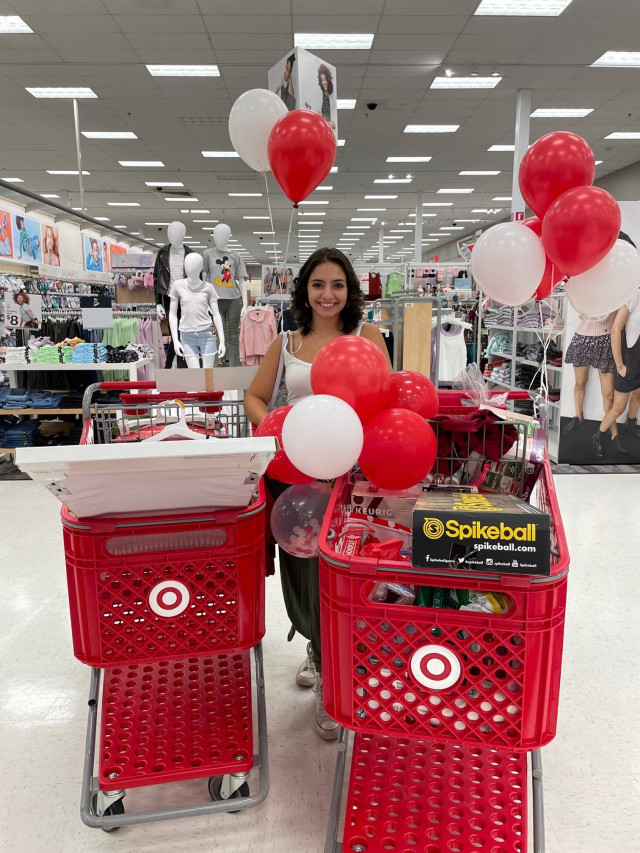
[
  {"xmin": 566, "ymin": 239, "xmax": 640, "ymax": 317},
  {"xmin": 228, "ymin": 88, "xmax": 288, "ymax": 173},
  {"xmin": 471, "ymin": 222, "xmax": 546, "ymax": 306},
  {"xmin": 282, "ymin": 395, "xmax": 363, "ymax": 480}
]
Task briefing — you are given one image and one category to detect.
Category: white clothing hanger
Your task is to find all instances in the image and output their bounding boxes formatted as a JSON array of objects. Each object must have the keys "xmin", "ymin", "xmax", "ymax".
[{"xmin": 143, "ymin": 400, "xmax": 210, "ymax": 442}]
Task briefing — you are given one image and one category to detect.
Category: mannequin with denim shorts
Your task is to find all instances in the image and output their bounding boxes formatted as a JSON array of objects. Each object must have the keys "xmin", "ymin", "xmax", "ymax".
[{"xmin": 169, "ymin": 253, "xmax": 226, "ymax": 369}]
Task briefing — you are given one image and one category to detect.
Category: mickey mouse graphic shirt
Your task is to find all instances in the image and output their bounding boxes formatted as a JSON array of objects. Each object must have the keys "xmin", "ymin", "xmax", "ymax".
[{"xmin": 202, "ymin": 248, "xmax": 248, "ymax": 300}]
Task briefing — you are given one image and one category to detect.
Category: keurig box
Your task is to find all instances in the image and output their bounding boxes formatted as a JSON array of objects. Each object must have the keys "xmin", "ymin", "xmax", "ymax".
[{"xmin": 412, "ymin": 491, "xmax": 550, "ymax": 576}]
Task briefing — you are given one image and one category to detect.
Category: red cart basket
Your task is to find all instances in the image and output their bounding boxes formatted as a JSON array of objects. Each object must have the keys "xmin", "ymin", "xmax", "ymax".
[{"xmin": 320, "ymin": 391, "xmax": 568, "ymax": 853}]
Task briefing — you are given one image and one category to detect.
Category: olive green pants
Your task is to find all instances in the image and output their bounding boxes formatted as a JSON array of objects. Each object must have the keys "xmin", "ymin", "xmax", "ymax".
[{"xmin": 266, "ymin": 475, "xmax": 322, "ymax": 672}]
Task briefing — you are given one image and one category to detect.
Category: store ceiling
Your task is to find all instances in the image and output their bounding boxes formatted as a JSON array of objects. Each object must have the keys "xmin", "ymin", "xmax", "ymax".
[{"xmin": 1, "ymin": 0, "xmax": 640, "ymax": 265}]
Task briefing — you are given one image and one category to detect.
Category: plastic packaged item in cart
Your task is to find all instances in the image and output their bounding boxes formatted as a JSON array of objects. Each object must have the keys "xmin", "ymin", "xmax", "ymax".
[
  {"xmin": 460, "ymin": 591, "xmax": 511, "ymax": 614},
  {"xmin": 360, "ymin": 535, "xmax": 405, "ymax": 561},
  {"xmin": 460, "ymin": 362, "xmax": 509, "ymax": 408},
  {"xmin": 348, "ymin": 480, "xmax": 424, "ymax": 528},
  {"xmin": 369, "ymin": 581, "xmax": 416, "ymax": 605}
]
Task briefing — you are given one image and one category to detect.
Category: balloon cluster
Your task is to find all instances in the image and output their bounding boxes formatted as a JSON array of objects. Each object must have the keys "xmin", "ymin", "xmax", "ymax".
[
  {"xmin": 228, "ymin": 88, "xmax": 336, "ymax": 205},
  {"xmin": 259, "ymin": 337, "xmax": 439, "ymax": 492},
  {"xmin": 471, "ymin": 131, "xmax": 640, "ymax": 317}
]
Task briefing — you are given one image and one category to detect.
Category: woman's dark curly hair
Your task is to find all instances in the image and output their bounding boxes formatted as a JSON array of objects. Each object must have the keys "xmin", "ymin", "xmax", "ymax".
[
  {"xmin": 317, "ymin": 64, "xmax": 334, "ymax": 95},
  {"xmin": 13, "ymin": 292, "xmax": 29, "ymax": 304},
  {"xmin": 291, "ymin": 247, "xmax": 364, "ymax": 336}
]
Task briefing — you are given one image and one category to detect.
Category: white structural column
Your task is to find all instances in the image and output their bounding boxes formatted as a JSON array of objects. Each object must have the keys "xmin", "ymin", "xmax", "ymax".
[
  {"xmin": 414, "ymin": 191, "xmax": 423, "ymax": 264},
  {"xmin": 378, "ymin": 225, "xmax": 384, "ymax": 264},
  {"xmin": 510, "ymin": 89, "xmax": 532, "ymax": 221}
]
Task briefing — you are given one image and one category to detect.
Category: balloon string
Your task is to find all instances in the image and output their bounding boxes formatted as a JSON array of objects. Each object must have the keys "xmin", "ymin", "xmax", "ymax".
[
  {"xmin": 264, "ymin": 172, "xmax": 280, "ymax": 270},
  {"xmin": 279, "ymin": 205, "xmax": 295, "ymax": 314}
]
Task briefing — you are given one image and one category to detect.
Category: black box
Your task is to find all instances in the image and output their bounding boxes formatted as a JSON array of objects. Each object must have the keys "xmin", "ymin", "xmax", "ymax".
[{"xmin": 412, "ymin": 491, "xmax": 550, "ymax": 576}]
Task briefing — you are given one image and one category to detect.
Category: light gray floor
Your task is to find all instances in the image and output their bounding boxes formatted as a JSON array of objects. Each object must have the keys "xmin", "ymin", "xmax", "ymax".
[{"xmin": 0, "ymin": 475, "xmax": 638, "ymax": 853}]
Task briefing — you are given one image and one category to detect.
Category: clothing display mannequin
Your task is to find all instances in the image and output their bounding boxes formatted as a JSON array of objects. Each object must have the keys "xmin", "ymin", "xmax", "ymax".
[
  {"xmin": 153, "ymin": 221, "xmax": 193, "ymax": 368},
  {"xmin": 169, "ymin": 253, "xmax": 226, "ymax": 369},
  {"xmin": 202, "ymin": 223, "xmax": 248, "ymax": 368}
]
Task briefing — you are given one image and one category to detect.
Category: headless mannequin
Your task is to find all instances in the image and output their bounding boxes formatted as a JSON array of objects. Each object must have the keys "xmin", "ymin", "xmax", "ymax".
[
  {"xmin": 169, "ymin": 253, "xmax": 226, "ymax": 369},
  {"xmin": 154, "ymin": 220, "xmax": 192, "ymax": 368},
  {"xmin": 202, "ymin": 223, "xmax": 248, "ymax": 367}
]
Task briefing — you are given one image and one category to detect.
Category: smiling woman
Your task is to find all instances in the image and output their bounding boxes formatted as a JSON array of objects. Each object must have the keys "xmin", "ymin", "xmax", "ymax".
[{"xmin": 243, "ymin": 246, "xmax": 390, "ymax": 740}]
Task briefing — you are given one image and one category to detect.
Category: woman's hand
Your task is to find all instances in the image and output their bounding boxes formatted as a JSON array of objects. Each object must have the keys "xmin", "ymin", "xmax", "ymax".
[{"xmin": 617, "ymin": 363, "xmax": 627, "ymax": 377}]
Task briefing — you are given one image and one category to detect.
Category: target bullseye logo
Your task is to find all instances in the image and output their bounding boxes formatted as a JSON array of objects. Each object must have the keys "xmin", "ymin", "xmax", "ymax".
[
  {"xmin": 149, "ymin": 580, "xmax": 190, "ymax": 618},
  {"xmin": 410, "ymin": 644, "xmax": 461, "ymax": 691}
]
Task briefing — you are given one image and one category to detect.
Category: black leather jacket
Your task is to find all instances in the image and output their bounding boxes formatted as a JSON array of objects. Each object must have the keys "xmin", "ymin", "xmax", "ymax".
[{"xmin": 153, "ymin": 244, "xmax": 194, "ymax": 300}]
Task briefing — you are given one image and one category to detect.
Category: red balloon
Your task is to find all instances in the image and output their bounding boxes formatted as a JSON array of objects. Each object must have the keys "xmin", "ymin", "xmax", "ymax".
[
  {"xmin": 268, "ymin": 110, "xmax": 337, "ymax": 205},
  {"xmin": 523, "ymin": 217, "xmax": 563, "ymax": 300},
  {"xmin": 310, "ymin": 336, "xmax": 391, "ymax": 424},
  {"xmin": 255, "ymin": 406, "xmax": 314, "ymax": 484},
  {"xmin": 359, "ymin": 409, "xmax": 437, "ymax": 491},
  {"xmin": 541, "ymin": 186, "xmax": 621, "ymax": 277},
  {"xmin": 519, "ymin": 131, "xmax": 596, "ymax": 220},
  {"xmin": 386, "ymin": 371, "xmax": 439, "ymax": 419}
]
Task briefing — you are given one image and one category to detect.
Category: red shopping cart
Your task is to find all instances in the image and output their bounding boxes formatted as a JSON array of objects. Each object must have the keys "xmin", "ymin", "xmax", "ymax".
[
  {"xmin": 320, "ymin": 391, "xmax": 568, "ymax": 853},
  {"xmin": 63, "ymin": 381, "xmax": 270, "ymax": 830}
]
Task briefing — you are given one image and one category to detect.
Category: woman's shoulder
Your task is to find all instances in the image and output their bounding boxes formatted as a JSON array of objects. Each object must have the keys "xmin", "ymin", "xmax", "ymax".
[{"xmin": 358, "ymin": 321, "xmax": 378, "ymax": 338}]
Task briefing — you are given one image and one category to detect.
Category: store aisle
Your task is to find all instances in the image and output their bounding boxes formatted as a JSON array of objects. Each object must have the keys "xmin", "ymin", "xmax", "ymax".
[{"xmin": 0, "ymin": 476, "xmax": 638, "ymax": 853}]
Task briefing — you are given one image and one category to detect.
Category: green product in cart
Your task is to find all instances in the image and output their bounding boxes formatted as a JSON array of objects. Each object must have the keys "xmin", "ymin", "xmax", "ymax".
[{"xmin": 415, "ymin": 586, "xmax": 434, "ymax": 607}]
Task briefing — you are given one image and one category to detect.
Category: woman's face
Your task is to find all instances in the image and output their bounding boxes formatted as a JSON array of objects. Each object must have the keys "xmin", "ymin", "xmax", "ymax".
[
  {"xmin": 284, "ymin": 60, "xmax": 292, "ymax": 80},
  {"xmin": 320, "ymin": 74, "xmax": 328, "ymax": 93},
  {"xmin": 91, "ymin": 242, "xmax": 99, "ymax": 261},
  {"xmin": 45, "ymin": 229, "xmax": 54, "ymax": 251},
  {"xmin": 16, "ymin": 293, "xmax": 24, "ymax": 305},
  {"xmin": 306, "ymin": 260, "xmax": 348, "ymax": 321}
]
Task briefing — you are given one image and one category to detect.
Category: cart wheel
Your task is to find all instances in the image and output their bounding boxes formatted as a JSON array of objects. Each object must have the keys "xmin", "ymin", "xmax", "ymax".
[
  {"xmin": 92, "ymin": 794, "xmax": 125, "ymax": 832},
  {"xmin": 208, "ymin": 775, "xmax": 250, "ymax": 813}
]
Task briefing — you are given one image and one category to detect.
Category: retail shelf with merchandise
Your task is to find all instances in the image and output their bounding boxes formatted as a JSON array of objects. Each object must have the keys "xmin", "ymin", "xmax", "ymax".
[
  {"xmin": 516, "ymin": 357, "xmax": 562, "ymax": 371},
  {"xmin": 0, "ymin": 408, "xmax": 83, "ymax": 416},
  {"xmin": 487, "ymin": 377, "xmax": 512, "ymax": 390}
]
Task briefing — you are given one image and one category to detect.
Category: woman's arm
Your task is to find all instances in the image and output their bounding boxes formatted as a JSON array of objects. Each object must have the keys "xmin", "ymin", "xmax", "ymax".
[
  {"xmin": 610, "ymin": 305, "xmax": 630, "ymax": 375},
  {"xmin": 360, "ymin": 322, "xmax": 392, "ymax": 368},
  {"xmin": 244, "ymin": 335, "xmax": 285, "ymax": 426}
]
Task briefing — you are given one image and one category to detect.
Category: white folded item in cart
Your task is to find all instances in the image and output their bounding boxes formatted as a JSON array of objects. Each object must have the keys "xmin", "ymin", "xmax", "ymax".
[{"xmin": 15, "ymin": 437, "xmax": 277, "ymax": 518}]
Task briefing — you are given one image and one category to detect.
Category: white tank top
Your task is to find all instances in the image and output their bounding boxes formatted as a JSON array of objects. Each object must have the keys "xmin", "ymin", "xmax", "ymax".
[{"xmin": 284, "ymin": 323, "xmax": 364, "ymax": 405}]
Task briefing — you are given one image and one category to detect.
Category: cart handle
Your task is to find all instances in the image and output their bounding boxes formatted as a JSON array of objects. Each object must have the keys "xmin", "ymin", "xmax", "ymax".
[
  {"xmin": 94, "ymin": 381, "xmax": 157, "ymax": 391},
  {"xmin": 437, "ymin": 389, "xmax": 530, "ymax": 405}
]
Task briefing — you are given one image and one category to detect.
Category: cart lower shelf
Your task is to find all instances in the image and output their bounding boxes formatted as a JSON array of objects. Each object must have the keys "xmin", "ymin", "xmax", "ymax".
[
  {"xmin": 327, "ymin": 729, "xmax": 543, "ymax": 853},
  {"xmin": 100, "ymin": 652, "xmax": 253, "ymax": 790}
]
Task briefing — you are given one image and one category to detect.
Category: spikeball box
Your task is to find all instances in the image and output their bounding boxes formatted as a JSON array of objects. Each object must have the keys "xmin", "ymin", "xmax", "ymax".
[{"xmin": 412, "ymin": 491, "xmax": 550, "ymax": 576}]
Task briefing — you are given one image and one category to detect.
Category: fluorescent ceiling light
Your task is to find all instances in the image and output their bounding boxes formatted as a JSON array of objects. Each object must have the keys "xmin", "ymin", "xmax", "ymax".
[
  {"xmin": 475, "ymin": 0, "xmax": 574, "ymax": 14},
  {"xmin": 47, "ymin": 169, "xmax": 90, "ymax": 175},
  {"xmin": 352, "ymin": 217, "xmax": 378, "ymax": 222},
  {"xmin": 0, "ymin": 15, "xmax": 33, "ymax": 33},
  {"xmin": 365, "ymin": 195, "xmax": 398, "ymax": 199},
  {"xmin": 337, "ymin": 139, "xmax": 345, "ymax": 147},
  {"xmin": 337, "ymin": 99, "xmax": 356, "ymax": 109},
  {"xmin": 107, "ymin": 202, "xmax": 140, "ymax": 207},
  {"xmin": 229, "ymin": 193, "xmax": 262, "ymax": 197},
  {"xmin": 119, "ymin": 160, "xmax": 164, "ymax": 167},
  {"xmin": 145, "ymin": 221, "xmax": 170, "ymax": 225},
  {"xmin": 190, "ymin": 209, "xmax": 210, "ymax": 213},
  {"xmin": 3, "ymin": 177, "xmax": 24, "ymax": 183},
  {"xmin": 299, "ymin": 200, "xmax": 329, "ymax": 205},
  {"xmin": 358, "ymin": 208, "xmax": 386, "ymax": 211},
  {"xmin": 488, "ymin": 144, "xmax": 515, "ymax": 152},
  {"xmin": 40, "ymin": 193, "xmax": 60, "ymax": 199},
  {"xmin": 294, "ymin": 33, "xmax": 374, "ymax": 50},
  {"xmin": 144, "ymin": 181, "xmax": 183, "ymax": 188},
  {"xmin": 27, "ymin": 87, "xmax": 97, "ymax": 99},
  {"xmin": 299, "ymin": 211, "xmax": 326, "ymax": 215},
  {"xmin": 243, "ymin": 216, "xmax": 269, "ymax": 220},
  {"xmin": 347, "ymin": 225, "xmax": 370, "ymax": 229},
  {"xmin": 345, "ymin": 232, "xmax": 365, "ymax": 235},
  {"xmin": 114, "ymin": 225, "xmax": 127, "ymax": 229},
  {"xmin": 193, "ymin": 219, "xmax": 219, "ymax": 223},
  {"xmin": 459, "ymin": 170, "xmax": 501, "ymax": 176},
  {"xmin": 253, "ymin": 231, "xmax": 275, "ymax": 235},
  {"xmin": 440, "ymin": 226, "xmax": 465, "ymax": 231},
  {"xmin": 82, "ymin": 131, "xmax": 137, "ymax": 139},
  {"xmin": 531, "ymin": 108, "xmax": 593, "ymax": 118},
  {"xmin": 592, "ymin": 51, "xmax": 640, "ymax": 68},
  {"xmin": 605, "ymin": 132, "xmax": 640, "ymax": 139},
  {"xmin": 202, "ymin": 151, "xmax": 239, "ymax": 158},
  {"xmin": 387, "ymin": 156, "xmax": 432, "ymax": 163},
  {"xmin": 316, "ymin": 185, "xmax": 333, "ymax": 191},
  {"xmin": 296, "ymin": 220, "xmax": 323, "ymax": 224},
  {"xmin": 472, "ymin": 208, "xmax": 503, "ymax": 213},
  {"xmin": 438, "ymin": 188, "xmax": 474, "ymax": 194},
  {"xmin": 147, "ymin": 64, "xmax": 220, "ymax": 77},
  {"xmin": 431, "ymin": 76, "xmax": 501, "ymax": 89},
  {"xmin": 94, "ymin": 216, "xmax": 110, "ymax": 221},
  {"xmin": 330, "ymin": 167, "xmax": 338, "ymax": 174},
  {"xmin": 595, "ymin": 160, "xmax": 603, "ymax": 165},
  {"xmin": 390, "ymin": 229, "xmax": 413, "ymax": 233},
  {"xmin": 164, "ymin": 196, "xmax": 198, "ymax": 202},
  {"xmin": 456, "ymin": 219, "xmax": 482, "ymax": 223},
  {"xmin": 374, "ymin": 178, "xmax": 412, "ymax": 184},
  {"xmin": 423, "ymin": 202, "xmax": 453, "ymax": 207},
  {"xmin": 404, "ymin": 125, "xmax": 459, "ymax": 133},
  {"xmin": 129, "ymin": 232, "xmax": 139, "ymax": 235},
  {"xmin": 493, "ymin": 196, "xmax": 512, "ymax": 201},
  {"xmin": 428, "ymin": 233, "xmax": 444, "ymax": 237}
]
